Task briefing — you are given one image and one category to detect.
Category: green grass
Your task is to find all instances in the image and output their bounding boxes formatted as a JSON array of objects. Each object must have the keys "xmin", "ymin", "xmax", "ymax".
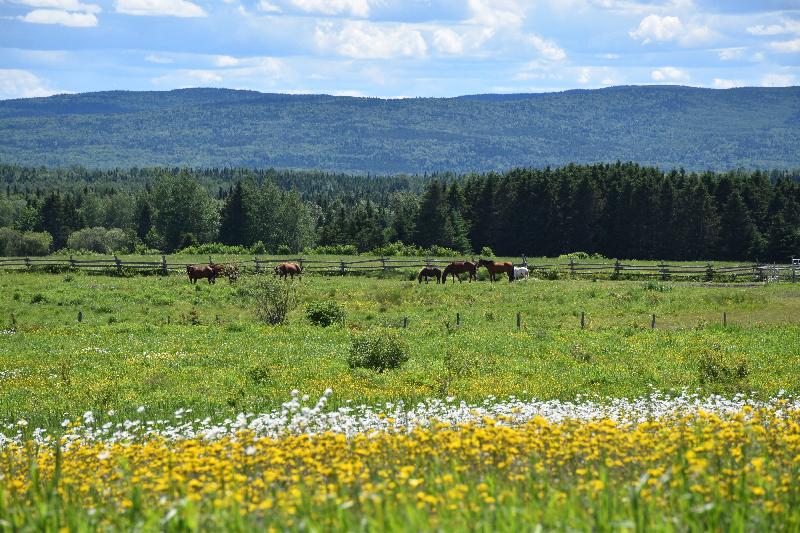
[{"xmin": 1, "ymin": 269, "xmax": 800, "ymax": 431}]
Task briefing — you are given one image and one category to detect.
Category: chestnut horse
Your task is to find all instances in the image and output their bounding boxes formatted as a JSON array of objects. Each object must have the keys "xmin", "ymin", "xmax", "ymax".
[
  {"xmin": 441, "ymin": 261, "xmax": 477, "ymax": 284},
  {"xmin": 417, "ymin": 267, "xmax": 442, "ymax": 284},
  {"xmin": 478, "ymin": 258, "xmax": 514, "ymax": 282},
  {"xmin": 274, "ymin": 262, "xmax": 302, "ymax": 279},
  {"xmin": 187, "ymin": 264, "xmax": 217, "ymax": 284}
]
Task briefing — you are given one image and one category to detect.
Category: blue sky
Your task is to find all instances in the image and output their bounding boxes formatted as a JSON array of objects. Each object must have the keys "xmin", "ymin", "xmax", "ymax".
[{"xmin": 0, "ymin": 0, "xmax": 798, "ymax": 99}]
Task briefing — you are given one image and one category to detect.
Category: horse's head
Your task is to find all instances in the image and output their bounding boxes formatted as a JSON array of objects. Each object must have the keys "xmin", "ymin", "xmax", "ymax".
[
  {"xmin": 477, "ymin": 258, "xmax": 489, "ymax": 267},
  {"xmin": 274, "ymin": 265, "xmax": 281, "ymax": 275}
]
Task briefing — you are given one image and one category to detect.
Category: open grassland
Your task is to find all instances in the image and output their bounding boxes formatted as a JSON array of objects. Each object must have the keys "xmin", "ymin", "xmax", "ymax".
[
  {"xmin": 2, "ymin": 268, "xmax": 800, "ymax": 530},
  {"xmin": 1, "ymin": 269, "xmax": 800, "ymax": 429}
]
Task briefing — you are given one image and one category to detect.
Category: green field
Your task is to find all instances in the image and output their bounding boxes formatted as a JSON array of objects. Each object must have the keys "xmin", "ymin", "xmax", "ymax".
[{"xmin": 1, "ymin": 266, "xmax": 799, "ymax": 432}]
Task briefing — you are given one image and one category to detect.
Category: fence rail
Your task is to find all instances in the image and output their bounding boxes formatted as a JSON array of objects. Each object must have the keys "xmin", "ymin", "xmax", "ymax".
[{"xmin": 0, "ymin": 255, "xmax": 797, "ymax": 282}]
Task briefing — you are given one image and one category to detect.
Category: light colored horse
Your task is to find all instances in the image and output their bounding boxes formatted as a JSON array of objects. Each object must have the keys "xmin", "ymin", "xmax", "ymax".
[{"xmin": 513, "ymin": 266, "xmax": 529, "ymax": 281}]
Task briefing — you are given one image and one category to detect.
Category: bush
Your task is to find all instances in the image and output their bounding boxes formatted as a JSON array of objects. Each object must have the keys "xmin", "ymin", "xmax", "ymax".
[
  {"xmin": 303, "ymin": 244, "xmax": 358, "ymax": 256},
  {"xmin": 479, "ymin": 246, "xmax": 495, "ymax": 258},
  {"xmin": 0, "ymin": 228, "xmax": 52, "ymax": 256},
  {"xmin": 66, "ymin": 227, "xmax": 132, "ymax": 254},
  {"xmin": 698, "ymin": 345, "xmax": 749, "ymax": 389},
  {"xmin": 240, "ymin": 274, "xmax": 297, "ymax": 325},
  {"xmin": 369, "ymin": 241, "xmax": 466, "ymax": 257},
  {"xmin": 179, "ymin": 242, "xmax": 251, "ymax": 255},
  {"xmin": 347, "ymin": 329, "xmax": 410, "ymax": 372},
  {"xmin": 306, "ymin": 300, "xmax": 346, "ymax": 327},
  {"xmin": 559, "ymin": 251, "xmax": 609, "ymax": 261}
]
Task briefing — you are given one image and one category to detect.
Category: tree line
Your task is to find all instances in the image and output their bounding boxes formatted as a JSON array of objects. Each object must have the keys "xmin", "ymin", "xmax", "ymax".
[{"xmin": 0, "ymin": 162, "xmax": 798, "ymax": 262}]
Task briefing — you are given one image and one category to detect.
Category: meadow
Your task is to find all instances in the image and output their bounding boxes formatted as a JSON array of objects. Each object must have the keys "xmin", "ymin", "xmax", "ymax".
[{"xmin": 1, "ymin": 265, "xmax": 800, "ymax": 530}]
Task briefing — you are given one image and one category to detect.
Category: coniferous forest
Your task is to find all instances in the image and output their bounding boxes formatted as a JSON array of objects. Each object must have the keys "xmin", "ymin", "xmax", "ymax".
[{"xmin": 0, "ymin": 162, "xmax": 798, "ymax": 262}]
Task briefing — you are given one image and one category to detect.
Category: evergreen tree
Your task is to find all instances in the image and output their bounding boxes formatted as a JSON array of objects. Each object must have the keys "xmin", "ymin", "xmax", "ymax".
[
  {"xmin": 413, "ymin": 181, "xmax": 446, "ymax": 248},
  {"xmin": 219, "ymin": 181, "xmax": 249, "ymax": 246},
  {"xmin": 38, "ymin": 192, "xmax": 68, "ymax": 250}
]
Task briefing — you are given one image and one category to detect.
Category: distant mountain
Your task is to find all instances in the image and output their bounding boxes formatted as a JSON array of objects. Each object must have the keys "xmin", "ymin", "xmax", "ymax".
[{"xmin": 0, "ymin": 85, "xmax": 798, "ymax": 173}]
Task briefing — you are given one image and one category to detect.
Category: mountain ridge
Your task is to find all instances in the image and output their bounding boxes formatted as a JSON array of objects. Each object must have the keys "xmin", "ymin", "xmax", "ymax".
[{"xmin": 1, "ymin": 85, "xmax": 798, "ymax": 173}]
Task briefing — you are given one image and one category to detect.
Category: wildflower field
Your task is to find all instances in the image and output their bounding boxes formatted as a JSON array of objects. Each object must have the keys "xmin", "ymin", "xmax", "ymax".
[{"xmin": 1, "ymin": 267, "xmax": 800, "ymax": 530}]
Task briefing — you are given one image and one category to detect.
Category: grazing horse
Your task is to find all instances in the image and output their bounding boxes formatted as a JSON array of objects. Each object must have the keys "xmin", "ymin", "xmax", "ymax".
[
  {"xmin": 441, "ymin": 261, "xmax": 477, "ymax": 284},
  {"xmin": 478, "ymin": 258, "xmax": 514, "ymax": 282},
  {"xmin": 274, "ymin": 262, "xmax": 302, "ymax": 280},
  {"xmin": 417, "ymin": 267, "xmax": 442, "ymax": 284},
  {"xmin": 187, "ymin": 264, "xmax": 217, "ymax": 284},
  {"xmin": 513, "ymin": 266, "xmax": 529, "ymax": 281}
]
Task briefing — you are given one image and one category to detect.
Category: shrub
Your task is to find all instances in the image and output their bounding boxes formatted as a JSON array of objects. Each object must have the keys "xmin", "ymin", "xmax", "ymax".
[
  {"xmin": 698, "ymin": 345, "xmax": 749, "ymax": 389},
  {"xmin": 303, "ymin": 244, "xmax": 358, "ymax": 256},
  {"xmin": 479, "ymin": 246, "xmax": 495, "ymax": 258},
  {"xmin": 0, "ymin": 228, "xmax": 52, "ymax": 256},
  {"xmin": 306, "ymin": 300, "xmax": 346, "ymax": 327},
  {"xmin": 179, "ymin": 242, "xmax": 251, "ymax": 255},
  {"xmin": 240, "ymin": 274, "xmax": 297, "ymax": 325},
  {"xmin": 66, "ymin": 227, "xmax": 132, "ymax": 254},
  {"xmin": 347, "ymin": 329, "xmax": 410, "ymax": 372}
]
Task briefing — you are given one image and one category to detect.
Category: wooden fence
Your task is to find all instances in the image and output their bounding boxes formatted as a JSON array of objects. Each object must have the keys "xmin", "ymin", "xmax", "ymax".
[{"xmin": 0, "ymin": 255, "xmax": 798, "ymax": 282}]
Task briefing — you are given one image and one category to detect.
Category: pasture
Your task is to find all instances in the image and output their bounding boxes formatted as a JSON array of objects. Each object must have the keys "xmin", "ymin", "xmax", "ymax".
[
  {"xmin": 1, "ymin": 266, "xmax": 799, "ymax": 429},
  {"xmin": 2, "ymin": 265, "xmax": 800, "ymax": 530}
]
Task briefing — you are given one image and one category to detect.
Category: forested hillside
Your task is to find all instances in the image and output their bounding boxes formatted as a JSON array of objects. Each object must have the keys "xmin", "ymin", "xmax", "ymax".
[
  {"xmin": 1, "ymin": 86, "xmax": 798, "ymax": 173},
  {"xmin": 2, "ymin": 163, "xmax": 799, "ymax": 262}
]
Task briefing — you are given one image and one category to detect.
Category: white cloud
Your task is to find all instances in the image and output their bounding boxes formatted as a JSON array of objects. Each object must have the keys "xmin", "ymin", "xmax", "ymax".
[
  {"xmin": 145, "ymin": 54, "xmax": 173, "ymax": 64},
  {"xmin": 315, "ymin": 21, "xmax": 427, "ymax": 59},
  {"xmin": 717, "ymin": 47, "xmax": 743, "ymax": 60},
  {"xmin": 650, "ymin": 66, "xmax": 688, "ymax": 82},
  {"xmin": 432, "ymin": 28, "xmax": 465, "ymax": 55},
  {"xmin": 770, "ymin": 39, "xmax": 800, "ymax": 53},
  {"xmin": 257, "ymin": 0, "xmax": 280, "ymax": 12},
  {"xmin": 115, "ymin": 0, "xmax": 207, "ymax": 17},
  {"xmin": 747, "ymin": 19, "xmax": 800, "ymax": 37},
  {"xmin": 13, "ymin": 0, "xmax": 100, "ymax": 12},
  {"xmin": 467, "ymin": 0, "xmax": 524, "ymax": 29},
  {"xmin": 713, "ymin": 78, "xmax": 743, "ymax": 89},
  {"xmin": 213, "ymin": 55, "xmax": 240, "ymax": 67},
  {"xmin": 601, "ymin": 53, "xmax": 619, "ymax": 59},
  {"xmin": 630, "ymin": 14, "xmax": 683, "ymax": 43},
  {"xmin": 330, "ymin": 89, "xmax": 365, "ymax": 97},
  {"xmin": 526, "ymin": 33, "xmax": 567, "ymax": 62},
  {"xmin": 0, "ymin": 69, "xmax": 58, "ymax": 99},
  {"xmin": 761, "ymin": 73, "xmax": 795, "ymax": 87},
  {"xmin": 629, "ymin": 14, "xmax": 714, "ymax": 46},
  {"xmin": 19, "ymin": 9, "xmax": 98, "ymax": 25},
  {"xmin": 289, "ymin": 0, "xmax": 369, "ymax": 17}
]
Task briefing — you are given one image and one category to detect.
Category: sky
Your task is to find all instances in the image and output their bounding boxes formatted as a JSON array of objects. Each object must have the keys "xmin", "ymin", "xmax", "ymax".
[{"xmin": 0, "ymin": 0, "xmax": 798, "ymax": 99}]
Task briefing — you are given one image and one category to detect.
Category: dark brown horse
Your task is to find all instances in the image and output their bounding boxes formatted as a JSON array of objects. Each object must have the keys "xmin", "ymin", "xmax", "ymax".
[
  {"xmin": 441, "ymin": 261, "xmax": 477, "ymax": 284},
  {"xmin": 274, "ymin": 262, "xmax": 302, "ymax": 279},
  {"xmin": 210, "ymin": 263, "xmax": 238, "ymax": 283},
  {"xmin": 187, "ymin": 264, "xmax": 217, "ymax": 284},
  {"xmin": 417, "ymin": 267, "xmax": 442, "ymax": 284},
  {"xmin": 477, "ymin": 258, "xmax": 514, "ymax": 282}
]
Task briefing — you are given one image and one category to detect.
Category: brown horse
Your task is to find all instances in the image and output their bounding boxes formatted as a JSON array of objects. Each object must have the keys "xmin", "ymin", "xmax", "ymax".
[
  {"xmin": 187, "ymin": 264, "xmax": 217, "ymax": 284},
  {"xmin": 274, "ymin": 262, "xmax": 302, "ymax": 279},
  {"xmin": 417, "ymin": 267, "xmax": 442, "ymax": 284},
  {"xmin": 441, "ymin": 261, "xmax": 477, "ymax": 284},
  {"xmin": 477, "ymin": 258, "xmax": 514, "ymax": 282}
]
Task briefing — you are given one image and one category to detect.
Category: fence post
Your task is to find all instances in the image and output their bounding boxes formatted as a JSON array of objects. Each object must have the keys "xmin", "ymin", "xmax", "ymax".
[
  {"xmin": 793, "ymin": 263, "xmax": 797, "ymax": 283},
  {"xmin": 516, "ymin": 312, "xmax": 521, "ymax": 331},
  {"xmin": 299, "ymin": 258, "xmax": 304, "ymax": 271},
  {"xmin": 115, "ymin": 254, "xmax": 122, "ymax": 274},
  {"xmin": 723, "ymin": 312, "xmax": 727, "ymax": 327},
  {"xmin": 705, "ymin": 262, "xmax": 714, "ymax": 282},
  {"xmin": 25, "ymin": 257, "xmax": 30, "ymax": 269},
  {"xmin": 403, "ymin": 316, "xmax": 408, "ymax": 329},
  {"xmin": 340, "ymin": 260, "xmax": 346, "ymax": 276},
  {"xmin": 569, "ymin": 257, "xmax": 575, "ymax": 277},
  {"xmin": 161, "ymin": 255, "xmax": 167, "ymax": 276},
  {"xmin": 580, "ymin": 311, "xmax": 585, "ymax": 329},
  {"xmin": 456, "ymin": 312, "xmax": 460, "ymax": 327},
  {"xmin": 521, "ymin": 255, "xmax": 528, "ymax": 268},
  {"xmin": 381, "ymin": 257, "xmax": 387, "ymax": 271},
  {"xmin": 614, "ymin": 259, "xmax": 621, "ymax": 279},
  {"xmin": 659, "ymin": 262, "xmax": 668, "ymax": 281},
  {"xmin": 254, "ymin": 257, "xmax": 260, "ymax": 273},
  {"xmin": 651, "ymin": 314, "xmax": 656, "ymax": 329},
  {"xmin": 77, "ymin": 311, "xmax": 83, "ymax": 323},
  {"xmin": 69, "ymin": 255, "xmax": 76, "ymax": 269}
]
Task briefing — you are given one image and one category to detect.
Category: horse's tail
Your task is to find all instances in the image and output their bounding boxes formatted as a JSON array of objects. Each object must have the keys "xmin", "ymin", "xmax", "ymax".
[{"xmin": 417, "ymin": 269, "xmax": 424, "ymax": 283}]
